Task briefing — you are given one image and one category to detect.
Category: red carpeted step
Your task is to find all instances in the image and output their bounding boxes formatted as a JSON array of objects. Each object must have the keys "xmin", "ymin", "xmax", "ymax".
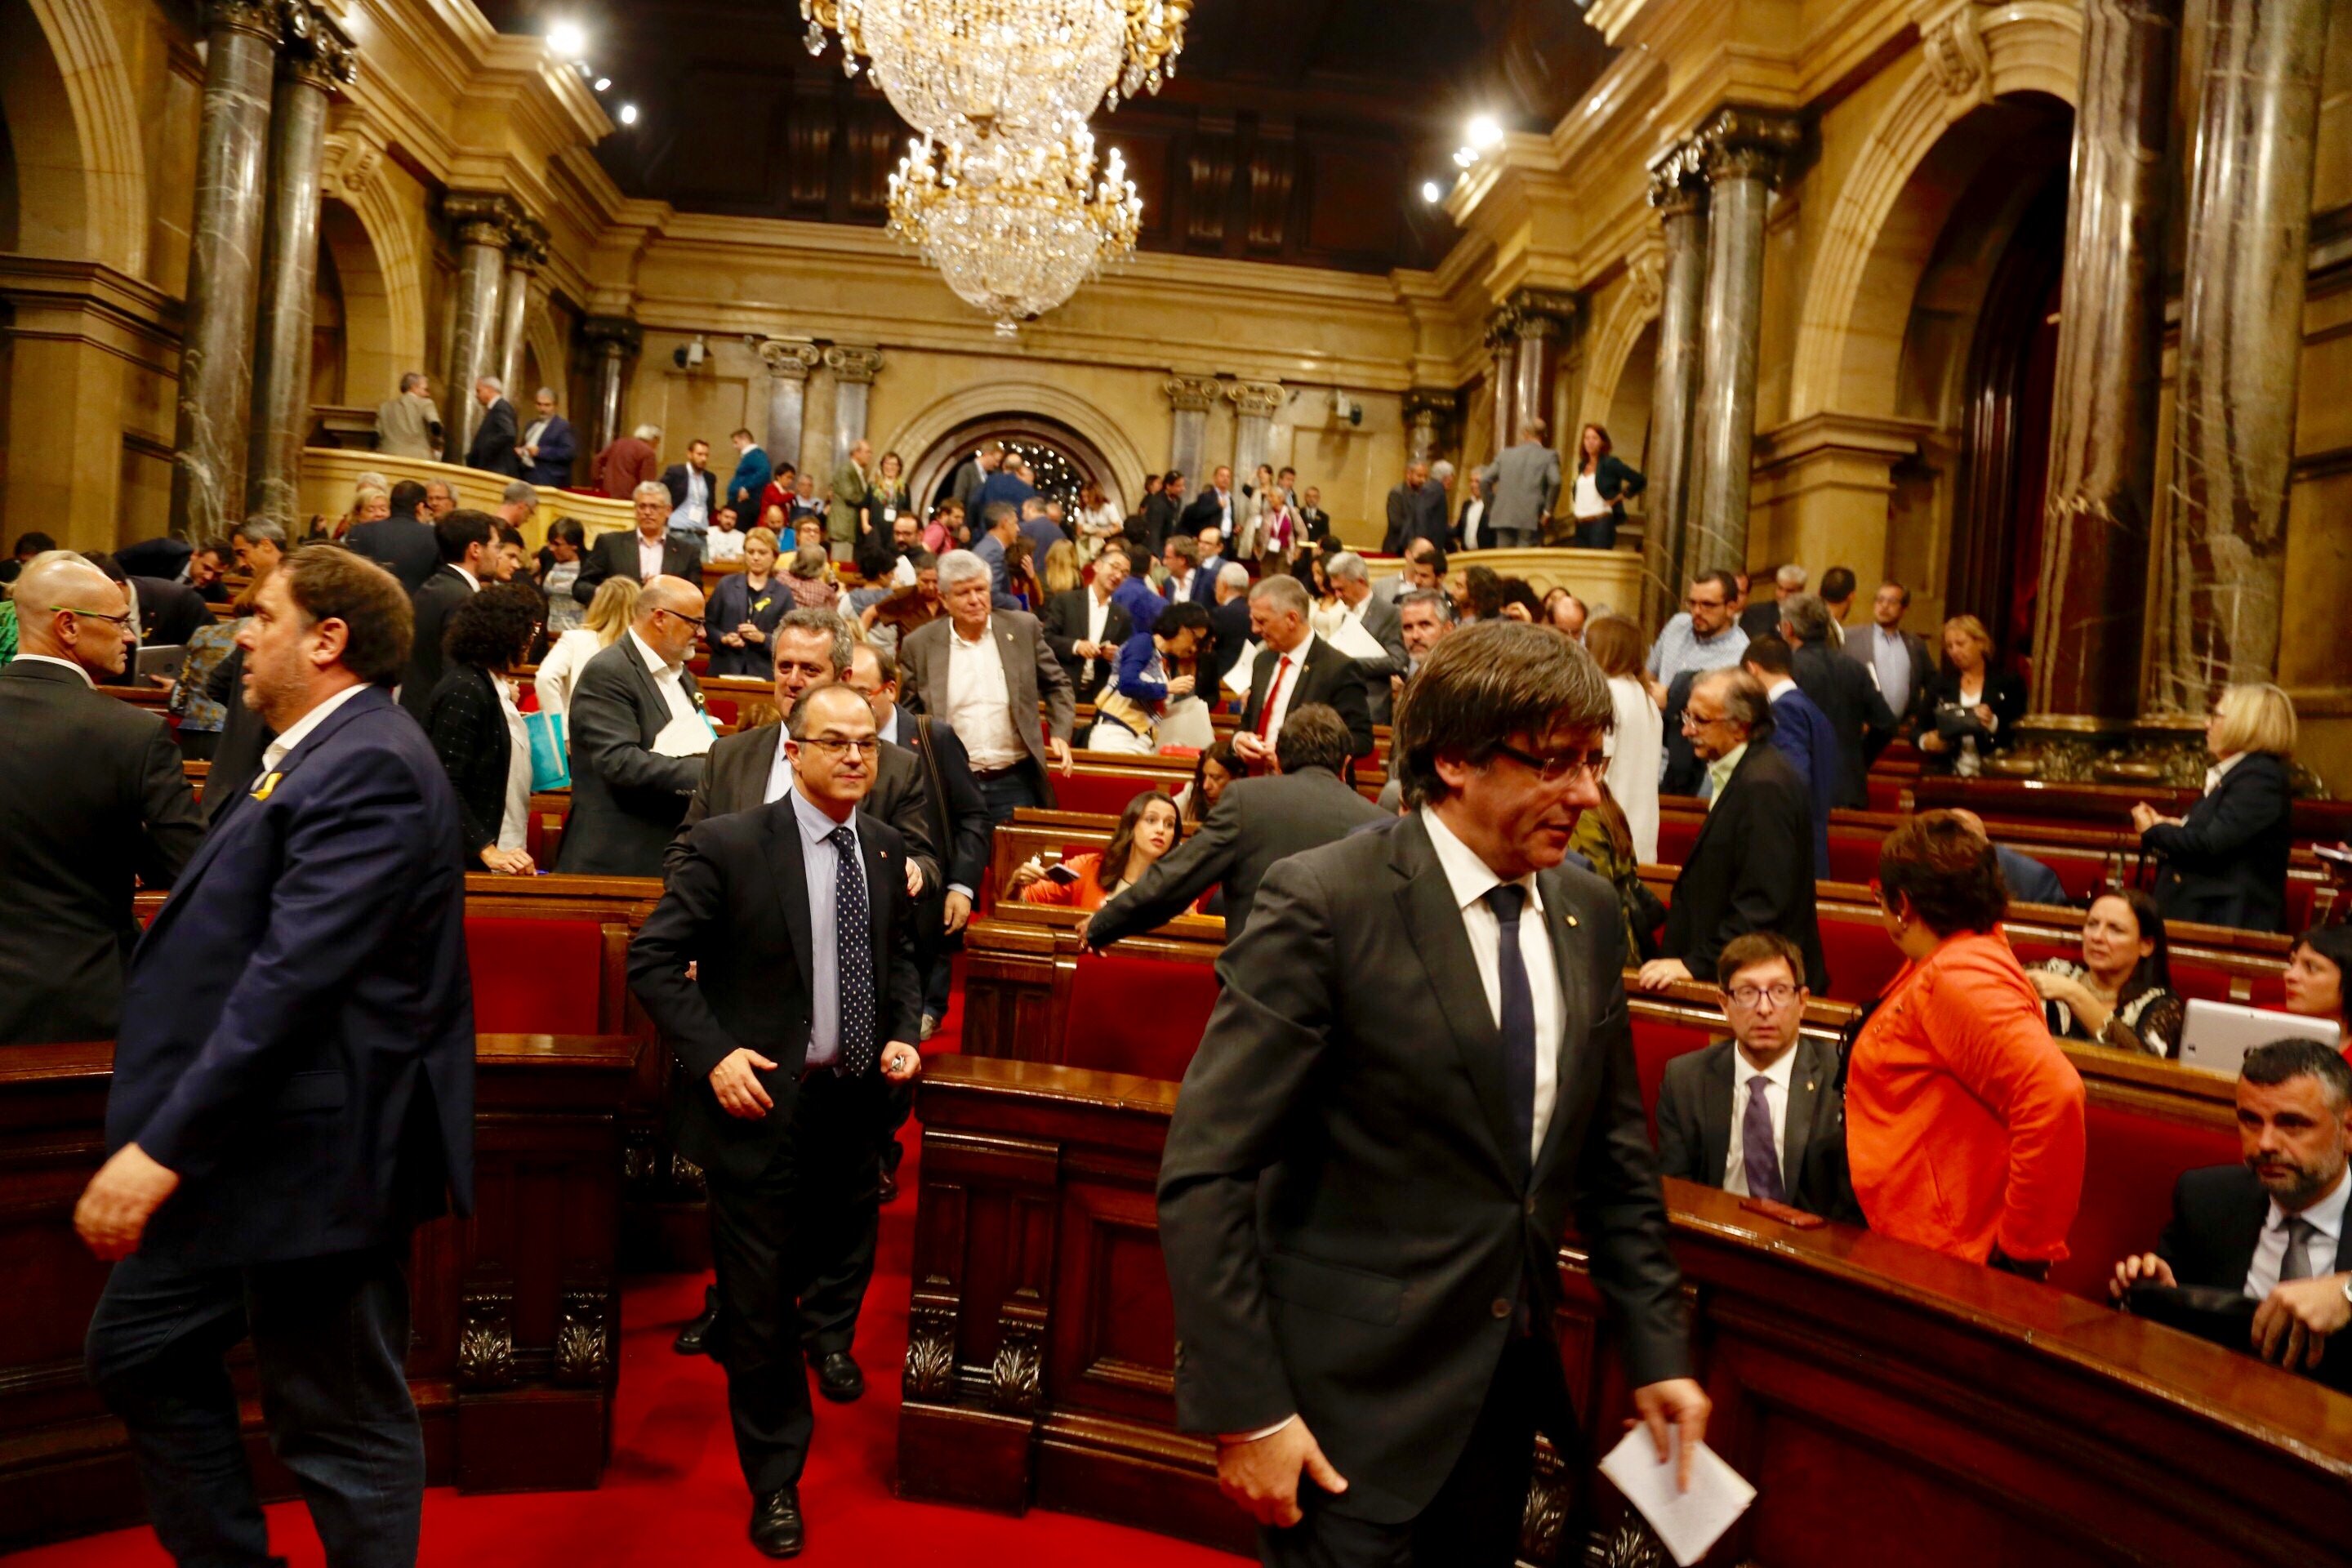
[{"xmin": 13, "ymin": 1126, "xmax": 1236, "ymax": 1567}]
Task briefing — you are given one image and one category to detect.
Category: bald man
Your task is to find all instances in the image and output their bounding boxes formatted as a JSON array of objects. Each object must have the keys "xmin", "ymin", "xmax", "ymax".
[
  {"xmin": 557, "ymin": 573, "xmax": 714, "ymax": 875},
  {"xmin": 0, "ymin": 553, "xmax": 204, "ymax": 1043}
]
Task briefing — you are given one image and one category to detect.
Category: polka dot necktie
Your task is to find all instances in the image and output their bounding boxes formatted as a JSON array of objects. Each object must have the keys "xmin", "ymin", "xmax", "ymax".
[{"xmin": 830, "ymin": 826, "xmax": 876, "ymax": 1077}]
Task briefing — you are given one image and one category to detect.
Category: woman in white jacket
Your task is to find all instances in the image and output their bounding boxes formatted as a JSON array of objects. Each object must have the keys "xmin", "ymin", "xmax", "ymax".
[
  {"xmin": 532, "ymin": 574, "xmax": 641, "ymax": 726},
  {"xmin": 1584, "ymin": 612, "xmax": 1662, "ymax": 863}
]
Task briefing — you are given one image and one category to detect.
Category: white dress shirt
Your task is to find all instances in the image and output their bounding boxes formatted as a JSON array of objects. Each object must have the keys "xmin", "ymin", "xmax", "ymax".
[
  {"xmin": 496, "ymin": 675, "xmax": 532, "ymax": 850},
  {"xmin": 2244, "ymin": 1165, "xmax": 2349, "ymax": 1298},
  {"xmin": 636, "ymin": 532, "xmax": 669, "ymax": 582},
  {"xmin": 1420, "ymin": 806, "xmax": 1561, "ymax": 1168},
  {"xmin": 261, "ymin": 682, "xmax": 372, "ymax": 774},
  {"xmin": 1254, "ymin": 636, "xmax": 1313, "ymax": 744},
  {"xmin": 1722, "ymin": 1045, "xmax": 1799, "ymax": 1198},
  {"xmin": 2204, "ymin": 751, "xmax": 2247, "ymax": 796},
  {"xmin": 1571, "ymin": 470, "xmax": 1606, "ymax": 520},
  {"xmin": 1082, "ymin": 589, "xmax": 1114, "ymax": 690},
  {"xmin": 944, "ymin": 617, "xmax": 1024, "ymax": 772},
  {"xmin": 630, "ymin": 629, "xmax": 712, "ymax": 759},
  {"xmin": 1867, "ymin": 625, "xmax": 1912, "ymax": 713},
  {"xmin": 674, "ymin": 469, "xmax": 711, "ymax": 532}
]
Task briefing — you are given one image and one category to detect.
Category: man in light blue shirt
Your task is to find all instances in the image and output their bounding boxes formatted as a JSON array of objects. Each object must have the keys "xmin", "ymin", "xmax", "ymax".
[{"xmin": 1646, "ymin": 568, "xmax": 1750, "ymax": 701}]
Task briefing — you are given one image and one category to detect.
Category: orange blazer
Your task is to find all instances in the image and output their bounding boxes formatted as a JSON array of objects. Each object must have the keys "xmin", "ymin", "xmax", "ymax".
[
  {"xmin": 1019, "ymin": 852, "xmax": 1118, "ymax": 913},
  {"xmin": 1846, "ymin": 931, "xmax": 2087, "ymax": 1265}
]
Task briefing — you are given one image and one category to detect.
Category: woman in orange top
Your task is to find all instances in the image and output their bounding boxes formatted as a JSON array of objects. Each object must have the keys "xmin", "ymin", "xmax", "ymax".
[
  {"xmin": 1846, "ymin": 811, "xmax": 2087, "ymax": 1274},
  {"xmin": 1005, "ymin": 790, "xmax": 1181, "ymax": 914}
]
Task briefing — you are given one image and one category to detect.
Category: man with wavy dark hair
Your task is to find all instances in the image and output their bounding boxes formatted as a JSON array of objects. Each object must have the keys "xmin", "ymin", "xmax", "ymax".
[{"xmin": 1160, "ymin": 619, "xmax": 1706, "ymax": 1566}]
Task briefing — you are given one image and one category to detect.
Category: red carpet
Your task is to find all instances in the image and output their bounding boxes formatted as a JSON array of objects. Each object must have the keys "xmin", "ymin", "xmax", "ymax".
[{"xmin": 10, "ymin": 986, "xmax": 1237, "ymax": 1566}]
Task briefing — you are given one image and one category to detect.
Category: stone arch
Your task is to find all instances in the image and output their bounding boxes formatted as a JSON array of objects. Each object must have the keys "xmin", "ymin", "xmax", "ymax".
[
  {"xmin": 1577, "ymin": 252, "xmax": 1661, "ymax": 439},
  {"xmin": 887, "ymin": 380, "xmax": 1152, "ymax": 519},
  {"xmin": 12, "ymin": 0, "xmax": 145, "ymax": 274},
  {"xmin": 525, "ymin": 302, "xmax": 567, "ymax": 408},
  {"xmin": 319, "ymin": 127, "xmax": 427, "ymax": 391},
  {"xmin": 319, "ymin": 198, "xmax": 390, "ymax": 405},
  {"xmin": 1787, "ymin": 2, "xmax": 2080, "ymax": 421}
]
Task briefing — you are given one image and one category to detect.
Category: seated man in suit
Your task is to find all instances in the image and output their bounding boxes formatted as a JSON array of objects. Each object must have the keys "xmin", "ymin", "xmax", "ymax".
[
  {"xmin": 1637, "ymin": 668, "xmax": 1828, "ymax": 993},
  {"xmin": 1040, "ymin": 544, "xmax": 1134, "ymax": 702},
  {"xmin": 1082, "ymin": 703, "xmax": 1386, "ymax": 949},
  {"xmin": 573, "ymin": 481, "xmax": 705, "ymax": 604},
  {"xmin": 1656, "ymin": 931, "xmax": 1859, "ymax": 1222},
  {"xmin": 1949, "ymin": 808, "xmax": 2070, "ymax": 907},
  {"xmin": 2111, "ymin": 1039, "xmax": 2352, "ymax": 1392},
  {"xmin": 628, "ymin": 682, "xmax": 924, "ymax": 1557},
  {"xmin": 557, "ymin": 575, "xmax": 711, "ymax": 876},
  {"xmin": 398, "ymin": 510, "xmax": 492, "ymax": 722},
  {"xmin": 1235, "ymin": 572, "xmax": 1374, "ymax": 766},
  {"xmin": 78, "ymin": 546, "xmax": 474, "ymax": 1568}
]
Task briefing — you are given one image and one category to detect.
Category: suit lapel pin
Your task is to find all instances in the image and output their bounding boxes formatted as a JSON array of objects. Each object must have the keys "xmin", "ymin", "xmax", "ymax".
[
  {"xmin": 1564, "ymin": 912, "xmax": 1579, "ymax": 928},
  {"xmin": 251, "ymin": 771, "xmax": 283, "ymax": 800}
]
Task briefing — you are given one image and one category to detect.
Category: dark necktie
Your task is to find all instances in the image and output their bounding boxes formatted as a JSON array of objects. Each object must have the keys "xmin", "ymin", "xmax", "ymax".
[
  {"xmin": 1741, "ymin": 1077, "xmax": 1785, "ymax": 1203},
  {"xmin": 1483, "ymin": 885, "xmax": 1536, "ymax": 1173},
  {"xmin": 2280, "ymin": 1216, "xmax": 2319, "ymax": 1283},
  {"xmin": 830, "ymin": 826, "xmax": 877, "ymax": 1077}
]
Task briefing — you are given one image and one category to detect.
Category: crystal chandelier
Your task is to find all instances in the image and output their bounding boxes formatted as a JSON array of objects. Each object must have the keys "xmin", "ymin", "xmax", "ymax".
[
  {"xmin": 887, "ymin": 129, "xmax": 1142, "ymax": 336},
  {"xmin": 802, "ymin": 0, "xmax": 1190, "ymax": 149}
]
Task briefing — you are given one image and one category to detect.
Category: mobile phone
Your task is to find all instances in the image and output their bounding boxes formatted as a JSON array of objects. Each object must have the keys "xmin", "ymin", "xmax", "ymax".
[{"xmin": 1045, "ymin": 862, "xmax": 1082, "ymax": 885}]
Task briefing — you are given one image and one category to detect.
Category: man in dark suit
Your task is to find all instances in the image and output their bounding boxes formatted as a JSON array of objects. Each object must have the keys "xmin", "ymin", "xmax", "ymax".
[
  {"xmin": 1638, "ymin": 668, "xmax": 1828, "ymax": 994},
  {"xmin": 629, "ymin": 681, "xmax": 924, "ymax": 1557},
  {"xmin": 558, "ymin": 575, "xmax": 710, "ymax": 875},
  {"xmin": 1785, "ymin": 593, "xmax": 1896, "ymax": 809},
  {"xmin": 1205, "ymin": 563, "xmax": 1255, "ymax": 694},
  {"xmin": 399, "ymin": 509, "xmax": 492, "ymax": 722},
  {"xmin": 87, "ymin": 555, "xmax": 210, "ymax": 679},
  {"xmin": 0, "ymin": 553, "xmax": 204, "ymax": 1045},
  {"xmin": 519, "ymin": 386, "xmax": 577, "ymax": 488},
  {"xmin": 898, "ymin": 549, "xmax": 1076, "ymax": 822},
  {"xmin": 1742, "ymin": 635, "xmax": 1838, "ymax": 871},
  {"xmin": 1656, "ymin": 932, "xmax": 1858, "ymax": 1222},
  {"xmin": 1846, "ymin": 578, "xmax": 1935, "ymax": 730},
  {"xmin": 1180, "ymin": 463, "xmax": 1237, "ymax": 541},
  {"xmin": 1381, "ymin": 460, "xmax": 1428, "ymax": 555},
  {"xmin": 1084, "ymin": 704, "xmax": 1384, "ymax": 948},
  {"xmin": 77, "ymin": 546, "xmax": 474, "ymax": 1568},
  {"xmin": 1236, "ymin": 573, "xmax": 1374, "ymax": 765},
  {"xmin": 661, "ymin": 438, "xmax": 721, "ymax": 538},
  {"xmin": 2111, "ymin": 1040, "xmax": 2352, "ymax": 1392},
  {"xmin": 1325, "ymin": 551, "xmax": 1410, "ymax": 724},
  {"xmin": 1141, "ymin": 470, "xmax": 1186, "ymax": 554},
  {"xmin": 348, "ymin": 479, "xmax": 441, "ymax": 593},
  {"xmin": 572, "ymin": 482, "xmax": 705, "ymax": 604},
  {"xmin": 1738, "ymin": 565, "xmax": 1798, "ymax": 639},
  {"xmin": 464, "ymin": 375, "xmax": 524, "ymax": 476},
  {"xmin": 1159, "ymin": 621, "xmax": 1706, "ymax": 1564},
  {"xmin": 1295, "ymin": 485, "xmax": 1330, "ymax": 550},
  {"xmin": 1040, "ymin": 547, "xmax": 1135, "ymax": 700}
]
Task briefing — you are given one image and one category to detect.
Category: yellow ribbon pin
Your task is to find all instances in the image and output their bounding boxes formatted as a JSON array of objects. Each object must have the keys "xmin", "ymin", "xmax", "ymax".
[{"xmin": 251, "ymin": 771, "xmax": 283, "ymax": 800}]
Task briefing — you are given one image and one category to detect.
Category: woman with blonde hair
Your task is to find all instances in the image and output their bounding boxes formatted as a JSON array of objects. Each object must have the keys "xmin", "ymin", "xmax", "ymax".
[
  {"xmin": 1917, "ymin": 612, "xmax": 2027, "ymax": 772},
  {"xmin": 2132, "ymin": 682, "xmax": 2297, "ymax": 932},
  {"xmin": 533, "ymin": 574, "xmax": 639, "ymax": 720},
  {"xmin": 706, "ymin": 526, "xmax": 787, "ymax": 677},
  {"xmin": 1041, "ymin": 538, "xmax": 1082, "ymax": 597}
]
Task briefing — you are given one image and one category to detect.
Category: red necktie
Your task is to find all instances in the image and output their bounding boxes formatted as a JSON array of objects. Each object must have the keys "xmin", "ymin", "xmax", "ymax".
[{"xmin": 1257, "ymin": 655, "xmax": 1292, "ymax": 741}]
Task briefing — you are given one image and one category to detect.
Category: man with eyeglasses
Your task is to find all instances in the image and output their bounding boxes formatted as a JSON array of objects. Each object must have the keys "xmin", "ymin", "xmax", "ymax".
[
  {"xmin": 0, "ymin": 552, "xmax": 203, "ymax": 1045},
  {"xmin": 630, "ymin": 680, "xmax": 924, "ymax": 1557},
  {"xmin": 1655, "ymin": 931, "xmax": 1859, "ymax": 1222},
  {"xmin": 1644, "ymin": 568, "xmax": 1750, "ymax": 709},
  {"xmin": 557, "ymin": 574, "xmax": 712, "ymax": 875}
]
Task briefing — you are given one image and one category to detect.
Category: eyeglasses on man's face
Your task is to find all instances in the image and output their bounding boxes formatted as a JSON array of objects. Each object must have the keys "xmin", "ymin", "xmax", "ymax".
[
  {"xmin": 1726, "ymin": 983, "xmax": 1800, "ymax": 1009},
  {"xmin": 1489, "ymin": 742, "xmax": 1607, "ymax": 786},
  {"xmin": 49, "ymin": 604, "xmax": 134, "ymax": 630},
  {"xmin": 656, "ymin": 607, "xmax": 706, "ymax": 630},
  {"xmin": 796, "ymin": 736, "xmax": 878, "ymax": 757}
]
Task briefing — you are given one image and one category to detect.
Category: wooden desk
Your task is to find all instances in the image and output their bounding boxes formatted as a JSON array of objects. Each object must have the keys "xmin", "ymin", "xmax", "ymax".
[{"xmin": 0, "ymin": 1032, "xmax": 642, "ymax": 1550}]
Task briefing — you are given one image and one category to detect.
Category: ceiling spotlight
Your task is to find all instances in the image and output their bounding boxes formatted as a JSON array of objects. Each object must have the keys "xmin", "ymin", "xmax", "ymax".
[
  {"xmin": 1452, "ymin": 147, "xmax": 1476, "ymax": 168},
  {"xmin": 1467, "ymin": 114, "xmax": 1503, "ymax": 149},
  {"xmin": 1420, "ymin": 180, "xmax": 1443, "ymax": 203},
  {"xmin": 594, "ymin": 76, "xmax": 611, "ymax": 91},
  {"xmin": 618, "ymin": 102, "xmax": 639, "ymax": 126},
  {"xmin": 547, "ymin": 20, "xmax": 586, "ymax": 58}
]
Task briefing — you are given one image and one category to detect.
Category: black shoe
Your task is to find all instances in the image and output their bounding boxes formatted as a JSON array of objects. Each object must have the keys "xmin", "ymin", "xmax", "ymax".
[
  {"xmin": 810, "ymin": 1349, "xmax": 865, "ymax": 1403},
  {"xmin": 877, "ymin": 1169, "xmax": 899, "ymax": 1205},
  {"xmin": 749, "ymin": 1486, "xmax": 804, "ymax": 1557},
  {"xmin": 673, "ymin": 1285, "xmax": 719, "ymax": 1356}
]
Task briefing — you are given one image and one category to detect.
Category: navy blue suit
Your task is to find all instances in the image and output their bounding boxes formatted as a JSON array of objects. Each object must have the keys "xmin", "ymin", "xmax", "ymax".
[
  {"xmin": 522, "ymin": 413, "xmax": 576, "ymax": 487},
  {"xmin": 1763, "ymin": 684, "xmax": 1838, "ymax": 873},
  {"xmin": 87, "ymin": 684, "xmax": 474, "ymax": 1568}
]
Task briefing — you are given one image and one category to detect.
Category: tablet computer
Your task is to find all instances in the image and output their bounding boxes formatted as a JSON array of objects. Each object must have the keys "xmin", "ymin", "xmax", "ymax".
[{"xmin": 2176, "ymin": 998, "xmax": 2341, "ymax": 1078}]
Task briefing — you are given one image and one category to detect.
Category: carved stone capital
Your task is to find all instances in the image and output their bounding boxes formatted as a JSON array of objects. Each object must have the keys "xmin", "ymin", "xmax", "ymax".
[
  {"xmin": 276, "ymin": 2, "xmax": 357, "ymax": 88},
  {"xmin": 1483, "ymin": 304, "xmax": 1524, "ymax": 352},
  {"xmin": 444, "ymin": 193, "xmax": 521, "ymax": 252},
  {"xmin": 203, "ymin": 0, "xmax": 282, "ymax": 45},
  {"xmin": 758, "ymin": 339, "xmax": 823, "ymax": 380},
  {"xmin": 319, "ymin": 126, "xmax": 384, "ymax": 199},
  {"xmin": 824, "ymin": 344, "xmax": 884, "ymax": 384},
  {"xmin": 1508, "ymin": 287, "xmax": 1579, "ymax": 338},
  {"xmin": 1625, "ymin": 245, "xmax": 1665, "ymax": 314},
  {"xmin": 1918, "ymin": 0, "xmax": 1991, "ymax": 103},
  {"xmin": 582, "ymin": 315, "xmax": 644, "ymax": 355},
  {"xmin": 1696, "ymin": 106, "xmax": 1802, "ymax": 187},
  {"xmin": 1225, "ymin": 381, "xmax": 1283, "ymax": 418},
  {"xmin": 1163, "ymin": 374, "xmax": 1221, "ymax": 412},
  {"xmin": 1401, "ymin": 387, "xmax": 1455, "ymax": 428},
  {"xmin": 1647, "ymin": 138, "xmax": 1710, "ymax": 215}
]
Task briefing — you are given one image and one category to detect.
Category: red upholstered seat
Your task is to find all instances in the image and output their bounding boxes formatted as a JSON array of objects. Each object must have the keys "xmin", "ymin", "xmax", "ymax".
[
  {"xmin": 1655, "ymin": 813, "xmax": 1703, "ymax": 868},
  {"xmin": 1060, "ymin": 951, "xmax": 1218, "ymax": 1080},
  {"xmin": 702, "ymin": 696, "xmax": 739, "ymax": 727},
  {"xmin": 1059, "ymin": 773, "xmax": 1174, "ymax": 817},
  {"xmin": 1827, "ymin": 831, "xmax": 1881, "ymax": 885},
  {"xmin": 466, "ymin": 916, "xmax": 608, "ymax": 1036},
  {"xmin": 1866, "ymin": 775, "xmax": 1907, "ymax": 813},
  {"xmin": 2047, "ymin": 1102, "xmax": 2239, "ymax": 1300},
  {"xmin": 1820, "ymin": 914, "xmax": 1905, "ymax": 1004},
  {"xmin": 1628, "ymin": 1011, "xmax": 1718, "ymax": 1142}
]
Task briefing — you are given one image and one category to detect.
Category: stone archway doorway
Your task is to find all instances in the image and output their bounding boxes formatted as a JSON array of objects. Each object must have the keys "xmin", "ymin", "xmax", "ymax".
[{"xmin": 908, "ymin": 412, "xmax": 1125, "ymax": 522}]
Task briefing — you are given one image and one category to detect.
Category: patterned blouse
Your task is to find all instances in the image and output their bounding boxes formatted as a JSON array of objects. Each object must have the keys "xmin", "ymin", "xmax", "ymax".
[{"xmin": 171, "ymin": 618, "xmax": 244, "ymax": 735}]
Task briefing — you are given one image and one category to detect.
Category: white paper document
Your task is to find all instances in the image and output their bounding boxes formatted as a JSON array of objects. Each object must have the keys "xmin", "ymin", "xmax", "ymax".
[
  {"xmin": 1324, "ymin": 613, "xmax": 1388, "ymax": 661},
  {"xmin": 1222, "ymin": 643, "xmax": 1262, "ymax": 697},
  {"xmin": 1596, "ymin": 1426, "xmax": 1756, "ymax": 1567}
]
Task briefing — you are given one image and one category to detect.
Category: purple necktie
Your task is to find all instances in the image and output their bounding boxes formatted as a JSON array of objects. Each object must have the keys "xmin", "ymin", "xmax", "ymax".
[{"xmin": 1741, "ymin": 1077, "xmax": 1784, "ymax": 1203}]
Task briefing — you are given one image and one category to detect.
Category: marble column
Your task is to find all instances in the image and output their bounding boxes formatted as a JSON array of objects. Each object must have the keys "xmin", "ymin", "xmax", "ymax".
[
  {"xmin": 1511, "ymin": 290, "xmax": 1578, "ymax": 447},
  {"xmin": 581, "ymin": 316, "xmax": 642, "ymax": 466},
  {"xmin": 496, "ymin": 225, "xmax": 547, "ymax": 398},
  {"xmin": 1401, "ymin": 388, "xmax": 1454, "ymax": 466},
  {"xmin": 2149, "ymin": 0, "xmax": 2328, "ymax": 711},
  {"xmin": 1165, "ymin": 375, "xmax": 1219, "ymax": 485},
  {"xmin": 758, "ymin": 339, "xmax": 822, "ymax": 474},
  {"xmin": 1485, "ymin": 315, "xmax": 1518, "ymax": 464},
  {"xmin": 168, "ymin": 0, "xmax": 280, "ymax": 541},
  {"xmin": 1643, "ymin": 141, "xmax": 1710, "ymax": 632},
  {"xmin": 244, "ymin": 10, "xmax": 353, "ymax": 528},
  {"xmin": 1226, "ymin": 382, "xmax": 1283, "ymax": 491},
  {"xmin": 1687, "ymin": 107, "xmax": 1800, "ymax": 577},
  {"xmin": 822, "ymin": 345, "xmax": 883, "ymax": 479},
  {"xmin": 2031, "ymin": 0, "xmax": 2181, "ymax": 724},
  {"xmin": 441, "ymin": 194, "xmax": 514, "ymax": 465}
]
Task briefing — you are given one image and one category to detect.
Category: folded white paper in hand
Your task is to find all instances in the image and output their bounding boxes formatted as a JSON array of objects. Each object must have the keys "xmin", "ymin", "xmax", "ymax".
[
  {"xmin": 1596, "ymin": 1425, "xmax": 1755, "ymax": 1567},
  {"xmin": 1325, "ymin": 615, "xmax": 1388, "ymax": 661},
  {"xmin": 1223, "ymin": 644, "xmax": 1262, "ymax": 697}
]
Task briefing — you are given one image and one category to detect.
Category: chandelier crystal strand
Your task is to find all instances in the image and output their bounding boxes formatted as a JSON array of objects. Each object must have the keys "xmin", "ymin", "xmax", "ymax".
[
  {"xmin": 804, "ymin": 0, "xmax": 1189, "ymax": 149},
  {"xmin": 888, "ymin": 130, "xmax": 1141, "ymax": 336}
]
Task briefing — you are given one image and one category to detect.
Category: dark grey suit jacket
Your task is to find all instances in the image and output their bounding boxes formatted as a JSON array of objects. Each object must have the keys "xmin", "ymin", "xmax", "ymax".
[
  {"xmin": 897, "ymin": 610, "xmax": 1075, "ymax": 803},
  {"xmin": 0, "ymin": 660, "xmax": 205, "ymax": 1043},
  {"xmin": 1158, "ymin": 812, "xmax": 1686, "ymax": 1524},
  {"xmin": 666, "ymin": 720, "xmax": 942, "ymax": 893},
  {"xmin": 400, "ymin": 564, "xmax": 476, "ymax": 721},
  {"xmin": 1842, "ymin": 622, "xmax": 1935, "ymax": 730},
  {"xmin": 1240, "ymin": 634, "xmax": 1374, "ymax": 759},
  {"xmin": 1086, "ymin": 769, "xmax": 1386, "ymax": 946},
  {"xmin": 1654, "ymin": 1036, "xmax": 1860, "ymax": 1223},
  {"xmin": 1349, "ymin": 594, "xmax": 1410, "ymax": 724},
  {"xmin": 572, "ymin": 529, "xmax": 705, "ymax": 604},
  {"xmin": 555, "ymin": 637, "xmax": 706, "ymax": 876},
  {"xmin": 347, "ymin": 513, "xmax": 440, "ymax": 595},
  {"xmin": 1791, "ymin": 639, "xmax": 1899, "ymax": 810},
  {"xmin": 1039, "ymin": 587, "xmax": 1134, "ymax": 701}
]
